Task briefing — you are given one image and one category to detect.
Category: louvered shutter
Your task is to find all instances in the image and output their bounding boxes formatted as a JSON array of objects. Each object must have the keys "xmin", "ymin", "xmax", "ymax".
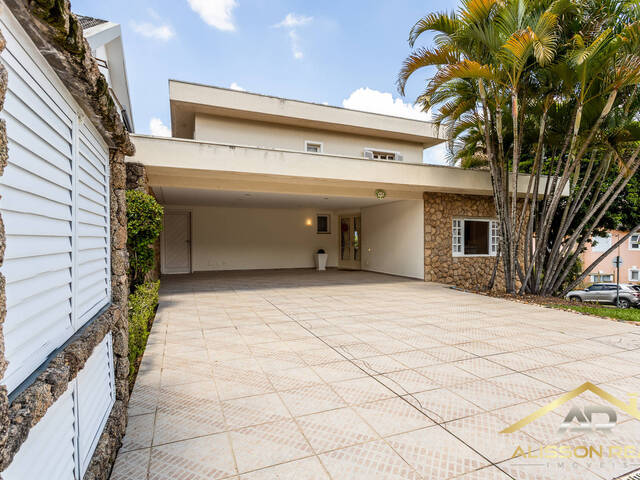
[
  {"xmin": 76, "ymin": 123, "xmax": 110, "ymax": 326},
  {"xmin": 76, "ymin": 333, "xmax": 115, "ymax": 477},
  {"xmin": 3, "ymin": 386, "xmax": 77, "ymax": 480},
  {"xmin": 0, "ymin": 11, "xmax": 75, "ymax": 392}
]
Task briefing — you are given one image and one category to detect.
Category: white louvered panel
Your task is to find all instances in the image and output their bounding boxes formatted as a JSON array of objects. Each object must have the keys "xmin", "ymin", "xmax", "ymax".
[
  {"xmin": 76, "ymin": 123, "xmax": 109, "ymax": 326},
  {"xmin": 76, "ymin": 333, "xmax": 115, "ymax": 477},
  {"xmin": 3, "ymin": 386, "xmax": 77, "ymax": 480},
  {"xmin": 0, "ymin": 11, "xmax": 76, "ymax": 392}
]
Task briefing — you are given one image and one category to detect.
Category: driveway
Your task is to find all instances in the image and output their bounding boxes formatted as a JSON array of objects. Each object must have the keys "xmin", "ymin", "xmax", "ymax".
[{"xmin": 111, "ymin": 270, "xmax": 640, "ymax": 480}]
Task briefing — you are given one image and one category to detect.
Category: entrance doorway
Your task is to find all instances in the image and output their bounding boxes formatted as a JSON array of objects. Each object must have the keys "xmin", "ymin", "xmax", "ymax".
[
  {"xmin": 339, "ymin": 215, "xmax": 361, "ymax": 270},
  {"xmin": 162, "ymin": 211, "xmax": 191, "ymax": 274}
]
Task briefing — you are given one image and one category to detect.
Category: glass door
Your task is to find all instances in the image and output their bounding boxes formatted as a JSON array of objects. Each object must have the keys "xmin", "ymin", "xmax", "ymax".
[{"xmin": 339, "ymin": 215, "xmax": 361, "ymax": 270}]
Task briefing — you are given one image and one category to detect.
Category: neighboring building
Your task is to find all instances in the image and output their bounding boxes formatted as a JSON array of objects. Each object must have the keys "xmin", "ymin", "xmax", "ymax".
[
  {"xmin": 582, "ymin": 230, "xmax": 640, "ymax": 284},
  {"xmin": 129, "ymin": 80, "xmax": 540, "ymax": 289},
  {"xmin": 0, "ymin": 2, "xmax": 133, "ymax": 479},
  {"xmin": 77, "ymin": 15, "xmax": 134, "ymax": 133}
]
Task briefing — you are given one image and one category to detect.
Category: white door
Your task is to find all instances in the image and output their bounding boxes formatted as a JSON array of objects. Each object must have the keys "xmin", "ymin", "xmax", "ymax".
[{"xmin": 163, "ymin": 211, "xmax": 191, "ymax": 274}]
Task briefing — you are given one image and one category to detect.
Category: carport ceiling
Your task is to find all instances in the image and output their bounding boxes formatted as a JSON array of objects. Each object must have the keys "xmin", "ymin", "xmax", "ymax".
[{"xmin": 154, "ymin": 186, "xmax": 397, "ymax": 209}]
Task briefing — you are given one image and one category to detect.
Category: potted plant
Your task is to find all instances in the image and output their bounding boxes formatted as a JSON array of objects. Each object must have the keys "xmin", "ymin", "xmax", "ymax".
[{"xmin": 315, "ymin": 248, "xmax": 328, "ymax": 271}]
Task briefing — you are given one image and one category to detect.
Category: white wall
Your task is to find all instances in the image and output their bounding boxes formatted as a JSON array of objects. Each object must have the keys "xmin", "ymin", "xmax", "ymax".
[
  {"xmin": 183, "ymin": 206, "xmax": 339, "ymax": 271},
  {"xmin": 194, "ymin": 114, "xmax": 424, "ymax": 163},
  {"xmin": 361, "ymin": 200, "xmax": 424, "ymax": 279}
]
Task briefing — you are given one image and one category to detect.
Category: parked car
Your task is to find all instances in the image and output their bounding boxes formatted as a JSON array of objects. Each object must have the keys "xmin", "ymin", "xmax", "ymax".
[{"xmin": 565, "ymin": 283, "xmax": 640, "ymax": 308}]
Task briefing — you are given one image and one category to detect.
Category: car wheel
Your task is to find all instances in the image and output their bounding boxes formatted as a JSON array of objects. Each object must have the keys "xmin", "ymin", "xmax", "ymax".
[
  {"xmin": 568, "ymin": 296, "xmax": 582, "ymax": 302},
  {"xmin": 617, "ymin": 299, "xmax": 631, "ymax": 309}
]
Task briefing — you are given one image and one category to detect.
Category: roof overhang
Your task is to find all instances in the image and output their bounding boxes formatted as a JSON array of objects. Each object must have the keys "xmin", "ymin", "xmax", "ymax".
[
  {"xmin": 169, "ymin": 80, "xmax": 445, "ymax": 147},
  {"xmin": 129, "ymin": 135, "xmax": 560, "ymax": 201}
]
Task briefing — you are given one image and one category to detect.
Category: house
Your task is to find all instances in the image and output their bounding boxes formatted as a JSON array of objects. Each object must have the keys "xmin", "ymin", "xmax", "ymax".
[
  {"xmin": 582, "ymin": 230, "xmax": 640, "ymax": 284},
  {"xmin": 0, "ymin": 2, "xmax": 133, "ymax": 479},
  {"xmin": 128, "ymin": 80, "xmax": 540, "ymax": 290}
]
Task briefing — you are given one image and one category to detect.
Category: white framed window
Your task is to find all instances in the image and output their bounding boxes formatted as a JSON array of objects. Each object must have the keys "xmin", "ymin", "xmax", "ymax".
[
  {"xmin": 316, "ymin": 214, "xmax": 331, "ymax": 234},
  {"xmin": 591, "ymin": 273, "xmax": 614, "ymax": 283},
  {"xmin": 592, "ymin": 234, "xmax": 612, "ymax": 252},
  {"xmin": 452, "ymin": 219, "xmax": 499, "ymax": 257},
  {"xmin": 629, "ymin": 268, "xmax": 640, "ymax": 282},
  {"xmin": 305, "ymin": 141, "xmax": 323, "ymax": 153},
  {"xmin": 630, "ymin": 234, "xmax": 640, "ymax": 250},
  {"xmin": 364, "ymin": 148, "xmax": 403, "ymax": 162}
]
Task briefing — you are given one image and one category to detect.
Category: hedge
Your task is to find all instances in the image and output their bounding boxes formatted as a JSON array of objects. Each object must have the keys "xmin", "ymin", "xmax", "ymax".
[{"xmin": 128, "ymin": 281, "xmax": 160, "ymax": 382}]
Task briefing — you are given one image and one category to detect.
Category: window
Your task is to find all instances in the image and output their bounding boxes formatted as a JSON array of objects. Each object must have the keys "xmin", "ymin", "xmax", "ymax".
[
  {"xmin": 452, "ymin": 219, "xmax": 499, "ymax": 257},
  {"xmin": 364, "ymin": 148, "xmax": 403, "ymax": 162},
  {"xmin": 592, "ymin": 234, "xmax": 612, "ymax": 252},
  {"xmin": 316, "ymin": 214, "xmax": 330, "ymax": 234},
  {"xmin": 630, "ymin": 234, "xmax": 640, "ymax": 250},
  {"xmin": 590, "ymin": 274, "xmax": 614, "ymax": 283},
  {"xmin": 630, "ymin": 268, "xmax": 640, "ymax": 282},
  {"xmin": 305, "ymin": 141, "xmax": 323, "ymax": 153}
]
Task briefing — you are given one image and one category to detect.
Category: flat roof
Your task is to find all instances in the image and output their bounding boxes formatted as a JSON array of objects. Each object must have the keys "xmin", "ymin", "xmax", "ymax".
[{"xmin": 169, "ymin": 80, "xmax": 445, "ymax": 146}]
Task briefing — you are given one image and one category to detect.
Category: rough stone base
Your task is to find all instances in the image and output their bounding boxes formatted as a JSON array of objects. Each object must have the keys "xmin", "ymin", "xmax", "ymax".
[{"xmin": 424, "ymin": 192, "xmax": 506, "ymax": 291}]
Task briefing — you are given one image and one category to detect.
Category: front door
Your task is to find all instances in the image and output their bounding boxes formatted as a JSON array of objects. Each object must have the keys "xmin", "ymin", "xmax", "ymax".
[
  {"xmin": 339, "ymin": 215, "xmax": 361, "ymax": 270},
  {"xmin": 163, "ymin": 211, "xmax": 191, "ymax": 274}
]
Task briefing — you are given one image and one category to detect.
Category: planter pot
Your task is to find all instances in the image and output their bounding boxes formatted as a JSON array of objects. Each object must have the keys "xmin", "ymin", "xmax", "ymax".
[{"xmin": 315, "ymin": 253, "xmax": 328, "ymax": 271}]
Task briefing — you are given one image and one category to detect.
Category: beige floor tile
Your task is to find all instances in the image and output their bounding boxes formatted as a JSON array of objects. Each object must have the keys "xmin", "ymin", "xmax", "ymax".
[
  {"xmin": 319, "ymin": 439, "xmax": 420, "ymax": 480},
  {"xmin": 279, "ymin": 384, "xmax": 347, "ymax": 416},
  {"xmin": 444, "ymin": 412, "xmax": 541, "ymax": 463},
  {"xmin": 453, "ymin": 357, "xmax": 513, "ymax": 379},
  {"xmin": 387, "ymin": 426, "xmax": 490, "ymax": 479},
  {"xmin": 121, "ymin": 413, "xmax": 155, "ymax": 452},
  {"xmin": 222, "ymin": 392, "xmax": 291, "ymax": 429},
  {"xmin": 416, "ymin": 363, "xmax": 481, "ymax": 388},
  {"xmin": 354, "ymin": 397, "xmax": 433, "ymax": 437},
  {"xmin": 312, "ymin": 360, "xmax": 367, "ymax": 383},
  {"xmin": 391, "ymin": 350, "xmax": 442, "ymax": 369},
  {"xmin": 266, "ymin": 366, "xmax": 324, "ymax": 391},
  {"xmin": 330, "ymin": 376, "xmax": 396, "ymax": 405},
  {"xmin": 374, "ymin": 369, "xmax": 438, "ymax": 395},
  {"xmin": 452, "ymin": 466, "xmax": 511, "ymax": 479},
  {"xmin": 149, "ymin": 433, "xmax": 237, "ymax": 480},
  {"xmin": 230, "ymin": 419, "xmax": 314, "ymax": 473},
  {"xmin": 297, "ymin": 407, "xmax": 378, "ymax": 453},
  {"xmin": 238, "ymin": 456, "xmax": 329, "ymax": 479},
  {"xmin": 404, "ymin": 388, "xmax": 483, "ymax": 423},
  {"xmin": 499, "ymin": 456, "xmax": 603, "ymax": 480},
  {"xmin": 153, "ymin": 401, "xmax": 226, "ymax": 445},
  {"xmin": 449, "ymin": 380, "xmax": 528, "ymax": 411},
  {"xmin": 109, "ymin": 447, "xmax": 150, "ymax": 480}
]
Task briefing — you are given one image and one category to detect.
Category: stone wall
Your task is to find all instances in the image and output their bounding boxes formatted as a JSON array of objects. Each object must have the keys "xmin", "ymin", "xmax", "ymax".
[
  {"xmin": 0, "ymin": 2, "xmax": 133, "ymax": 478},
  {"xmin": 424, "ymin": 192, "xmax": 506, "ymax": 291}
]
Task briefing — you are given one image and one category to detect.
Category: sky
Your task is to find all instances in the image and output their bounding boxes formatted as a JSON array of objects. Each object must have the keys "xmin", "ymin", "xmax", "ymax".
[{"xmin": 72, "ymin": 0, "xmax": 455, "ymax": 164}]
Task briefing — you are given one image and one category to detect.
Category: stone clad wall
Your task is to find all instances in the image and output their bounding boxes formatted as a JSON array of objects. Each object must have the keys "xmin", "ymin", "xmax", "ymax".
[
  {"xmin": 424, "ymin": 192, "xmax": 506, "ymax": 291},
  {"xmin": 0, "ymin": 2, "xmax": 133, "ymax": 478}
]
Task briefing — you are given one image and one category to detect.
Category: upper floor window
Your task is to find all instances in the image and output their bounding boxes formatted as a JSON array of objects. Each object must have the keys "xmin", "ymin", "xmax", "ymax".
[
  {"xmin": 364, "ymin": 148, "xmax": 403, "ymax": 162},
  {"xmin": 630, "ymin": 234, "xmax": 640, "ymax": 251},
  {"xmin": 592, "ymin": 234, "xmax": 612, "ymax": 252},
  {"xmin": 305, "ymin": 141, "xmax": 323, "ymax": 153},
  {"xmin": 452, "ymin": 219, "xmax": 499, "ymax": 257},
  {"xmin": 629, "ymin": 268, "xmax": 639, "ymax": 282}
]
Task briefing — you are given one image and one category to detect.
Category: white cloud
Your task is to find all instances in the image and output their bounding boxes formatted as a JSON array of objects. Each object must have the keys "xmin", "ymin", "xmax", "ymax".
[
  {"xmin": 341, "ymin": 87, "xmax": 431, "ymax": 121},
  {"xmin": 273, "ymin": 13, "xmax": 312, "ymax": 60},
  {"xmin": 188, "ymin": 0, "xmax": 238, "ymax": 31},
  {"xmin": 422, "ymin": 143, "xmax": 448, "ymax": 165},
  {"xmin": 150, "ymin": 117, "xmax": 171, "ymax": 137},
  {"xmin": 273, "ymin": 13, "xmax": 312, "ymax": 28},
  {"xmin": 130, "ymin": 21, "xmax": 175, "ymax": 41},
  {"xmin": 230, "ymin": 82, "xmax": 246, "ymax": 91}
]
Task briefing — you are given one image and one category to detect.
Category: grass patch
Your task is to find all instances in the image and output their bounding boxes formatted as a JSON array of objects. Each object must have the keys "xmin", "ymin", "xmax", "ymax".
[{"xmin": 553, "ymin": 304, "xmax": 640, "ymax": 322}]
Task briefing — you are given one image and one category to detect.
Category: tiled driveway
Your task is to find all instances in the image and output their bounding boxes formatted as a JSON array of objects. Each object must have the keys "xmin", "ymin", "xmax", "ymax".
[{"xmin": 111, "ymin": 270, "xmax": 640, "ymax": 480}]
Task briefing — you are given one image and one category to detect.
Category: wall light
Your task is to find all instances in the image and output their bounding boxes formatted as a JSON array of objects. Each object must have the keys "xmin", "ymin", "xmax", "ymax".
[{"xmin": 305, "ymin": 218, "xmax": 313, "ymax": 227}]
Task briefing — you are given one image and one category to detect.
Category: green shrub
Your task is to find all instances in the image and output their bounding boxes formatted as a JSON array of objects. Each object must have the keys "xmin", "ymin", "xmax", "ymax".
[
  {"xmin": 126, "ymin": 190, "xmax": 163, "ymax": 290},
  {"xmin": 128, "ymin": 281, "xmax": 160, "ymax": 380}
]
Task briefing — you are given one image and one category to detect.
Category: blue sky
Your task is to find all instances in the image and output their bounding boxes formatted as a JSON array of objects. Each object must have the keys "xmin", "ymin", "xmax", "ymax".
[{"xmin": 72, "ymin": 0, "xmax": 453, "ymax": 162}]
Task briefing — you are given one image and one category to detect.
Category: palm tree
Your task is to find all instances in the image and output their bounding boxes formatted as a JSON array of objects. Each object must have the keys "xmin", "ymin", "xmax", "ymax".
[{"xmin": 399, "ymin": 0, "xmax": 640, "ymax": 295}]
